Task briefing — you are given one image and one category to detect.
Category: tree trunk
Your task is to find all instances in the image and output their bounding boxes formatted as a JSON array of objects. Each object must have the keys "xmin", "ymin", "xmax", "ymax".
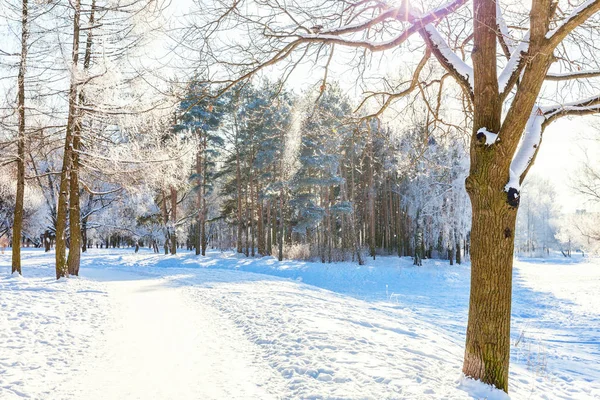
[
  {"xmin": 11, "ymin": 0, "xmax": 28, "ymax": 275},
  {"xmin": 234, "ymin": 118, "xmax": 243, "ymax": 254},
  {"xmin": 201, "ymin": 195, "xmax": 207, "ymax": 255},
  {"xmin": 161, "ymin": 189, "xmax": 169, "ymax": 255},
  {"xmin": 455, "ymin": 230, "xmax": 461, "ymax": 265},
  {"xmin": 278, "ymin": 188, "xmax": 284, "ymax": 261},
  {"xmin": 249, "ymin": 170, "xmax": 255, "ymax": 257},
  {"xmin": 55, "ymin": 0, "xmax": 81, "ymax": 279},
  {"xmin": 367, "ymin": 134, "xmax": 376, "ymax": 259},
  {"xmin": 201, "ymin": 132, "xmax": 208, "ymax": 255},
  {"xmin": 170, "ymin": 186, "xmax": 177, "ymax": 255},
  {"xmin": 195, "ymin": 138, "xmax": 203, "ymax": 255},
  {"xmin": 67, "ymin": 0, "xmax": 95, "ymax": 275},
  {"xmin": 327, "ymin": 186, "xmax": 332, "ymax": 263},
  {"xmin": 463, "ymin": 188, "xmax": 517, "ymax": 392},
  {"xmin": 257, "ymin": 190, "xmax": 265, "ymax": 256},
  {"xmin": 44, "ymin": 231, "xmax": 51, "ymax": 252},
  {"xmin": 67, "ymin": 129, "xmax": 82, "ymax": 276},
  {"xmin": 81, "ymin": 194, "xmax": 93, "ymax": 253},
  {"xmin": 266, "ymin": 199, "xmax": 272, "ymax": 255}
]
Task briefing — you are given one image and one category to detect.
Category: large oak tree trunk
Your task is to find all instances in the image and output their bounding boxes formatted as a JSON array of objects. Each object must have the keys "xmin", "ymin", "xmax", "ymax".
[{"xmin": 463, "ymin": 183, "xmax": 517, "ymax": 392}]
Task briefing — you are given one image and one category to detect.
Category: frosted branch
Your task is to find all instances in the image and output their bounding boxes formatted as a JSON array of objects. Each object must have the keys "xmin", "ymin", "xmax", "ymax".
[{"xmin": 505, "ymin": 106, "xmax": 545, "ymax": 206}]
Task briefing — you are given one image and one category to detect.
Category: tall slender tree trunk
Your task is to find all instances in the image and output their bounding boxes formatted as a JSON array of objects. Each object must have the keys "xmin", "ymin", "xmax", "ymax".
[
  {"xmin": 456, "ymin": 231, "xmax": 462, "ymax": 265},
  {"xmin": 81, "ymin": 193, "xmax": 93, "ymax": 253},
  {"xmin": 249, "ymin": 170, "xmax": 255, "ymax": 257},
  {"xmin": 326, "ymin": 186, "xmax": 332, "ymax": 263},
  {"xmin": 234, "ymin": 117, "xmax": 243, "ymax": 254},
  {"xmin": 244, "ymin": 186, "xmax": 250, "ymax": 257},
  {"xmin": 201, "ymin": 133, "xmax": 208, "ymax": 255},
  {"xmin": 266, "ymin": 199, "xmax": 272, "ymax": 255},
  {"xmin": 67, "ymin": 128, "xmax": 82, "ymax": 275},
  {"xmin": 387, "ymin": 179, "xmax": 393, "ymax": 254},
  {"xmin": 235, "ymin": 154, "xmax": 243, "ymax": 253},
  {"xmin": 161, "ymin": 190, "xmax": 170, "ymax": 255},
  {"xmin": 67, "ymin": 0, "xmax": 95, "ymax": 276},
  {"xmin": 170, "ymin": 186, "xmax": 177, "ymax": 255},
  {"xmin": 55, "ymin": 0, "xmax": 81, "ymax": 279},
  {"xmin": 257, "ymin": 191, "xmax": 265, "ymax": 256},
  {"xmin": 195, "ymin": 140, "xmax": 203, "ymax": 255},
  {"xmin": 11, "ymin": 0, "xmax": 28, "ymax": 275},
  {"xmin": 201, "ymin": 196, "xmax": 207, "ymax": 255},
  {"xmin": 367, "ymin": 133, "xmax": 376, "ymax": 259},
  {"xmin": 278, "ymin": 188, "xmax": 284, "ymax": 261}
]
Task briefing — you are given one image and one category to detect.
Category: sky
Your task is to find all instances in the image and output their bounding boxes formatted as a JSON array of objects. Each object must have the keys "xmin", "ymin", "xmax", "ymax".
[
  {"xmin": 532, "ymin": 116, "xmax": 599, "ymax": 213},
  {"xmin": 1, "ymin": 0, "xmax": 597, "ymax": 214}
]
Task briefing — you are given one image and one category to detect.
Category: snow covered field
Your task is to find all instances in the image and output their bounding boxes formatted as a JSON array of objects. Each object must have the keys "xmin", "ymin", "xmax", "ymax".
[{"xmin": 1, "ymin": 249, "xmax": 598, "ymax": 399}]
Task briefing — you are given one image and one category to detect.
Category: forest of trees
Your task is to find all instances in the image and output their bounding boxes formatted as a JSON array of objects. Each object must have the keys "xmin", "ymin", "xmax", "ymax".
[{"xmin": 2, "ymin": 0, "xmax": 600, "ymax": 393}]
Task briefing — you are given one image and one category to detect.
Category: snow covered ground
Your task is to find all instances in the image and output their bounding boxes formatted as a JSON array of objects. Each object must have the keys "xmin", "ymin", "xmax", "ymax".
[{"xmin": 1, "ymin": 249, "xmax": 598, "ymax": 399}]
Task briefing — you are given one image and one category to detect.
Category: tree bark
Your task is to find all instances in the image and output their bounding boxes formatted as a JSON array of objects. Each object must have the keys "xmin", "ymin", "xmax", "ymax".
[
  {"xmin": 266, "ymin": 199, "xmax": 272, "ymax": 255},
  {"xmin": 195, "ymin": 139, "xmax": 202, "ymax": 255},
  {"xmin": 367, "ymin": 133, "xmax": 376, "ymax": 259},
  {"xmin": 278, "ymin": 187, "xmax": 284, "ymax": 261},
  {"xmin": 67, "ymin": 128, "xmax": 82, "ymax": 275},
  {"xmin": 11, "ymin": 0, "xmax": 28, "ymax": 275},
  {"xmin": 201, "ymin": 133, "xmax": 208, "ymax": 255},
  {"xmin": 66, "ymin": 0, "xmax": 95, "ymax": 276},
  {"xmin": 249, "ymin": 169, "xmax": 255, "ymax": 257},
  {"xmin": 81, "ymin": 194, "xmax": 93, "ymax": 253},
  {"xmin": 234, "ymin": 117, "xmax": 243, "ymax": 254},
  {"xmin": 161, "ymin": 190, "xmax": 170, "ymax": 255},
  {"xmin": 170, "ymin": 186, "xmax": 177, "ymax": 255},
  {"xmin": 55, "ymin": 0, "xmax": 81, "ymax": 279},
  {"xmin": 463, "ymin": 186, "xmax": 517, "ymax": 392}
]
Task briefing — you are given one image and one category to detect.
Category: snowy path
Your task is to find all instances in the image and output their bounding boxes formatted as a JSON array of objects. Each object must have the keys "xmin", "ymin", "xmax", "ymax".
[
  {"xmin": 2, "ymin": 249, "xmax": 600, "ymax": 399},
  {"xmin": 54, "ymin": 271, "xmax": 280, "ymax": 400}
]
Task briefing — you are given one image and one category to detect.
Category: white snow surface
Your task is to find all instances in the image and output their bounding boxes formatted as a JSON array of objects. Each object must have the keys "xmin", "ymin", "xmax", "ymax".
[{"xmin": 1, "ymin": 249, "xmax": 599, "ymax": 399}]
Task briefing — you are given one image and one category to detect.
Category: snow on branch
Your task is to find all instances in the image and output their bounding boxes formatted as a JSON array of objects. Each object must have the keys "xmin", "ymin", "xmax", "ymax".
[
  {"xmin": 542, "ymin": 94, "xmax": 600, "ymax": 124},
  {"xmin": 505, "ymin": 106, "xmax": 545, "ymax": 206},
  {"xmin": 496, "ymin": 2, "xmax": 515, "ymax": 57},
  {"xmin": 505, "ymin": 95, "xmax": 600, "ymax": 207},
  {"xmin": 498, "ymin": 31, "xmax": 530, "ymax": 95},
  {"xmin": 476, "ymin": 127, "xmax": 498, "ymax": 145},
  {"xmin": 420, "ymin": 24, "xmax": 473, "ymax": 92},
  {"xmin": 545, "ymin": 0, "xmax": 600, "ymax": 48},
  {"xmin": 546, "ymin": 70, "xmax": 600, "ymax": 81}
]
